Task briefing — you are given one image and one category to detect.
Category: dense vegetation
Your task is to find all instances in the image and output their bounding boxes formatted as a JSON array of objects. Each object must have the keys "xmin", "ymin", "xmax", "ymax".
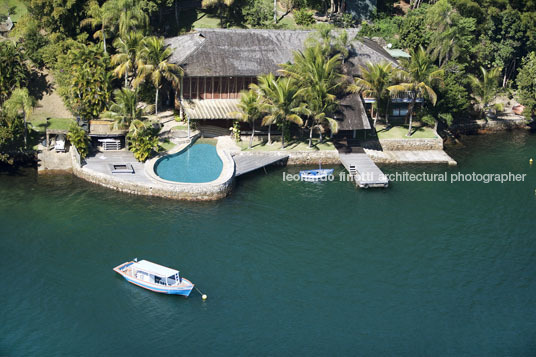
[{"xmin": 1, "ymin": 0, "xmax": 535, "ymax": 164}]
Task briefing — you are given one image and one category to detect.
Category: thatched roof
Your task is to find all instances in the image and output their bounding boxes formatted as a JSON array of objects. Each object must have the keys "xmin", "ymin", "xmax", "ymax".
[
  {"xmin": 165, "ymin": 29, "xmax": 397, "ymax": 77},
  {"xmin": 336, "ymin": 93, "xmax": 371, "ymax": 131}
]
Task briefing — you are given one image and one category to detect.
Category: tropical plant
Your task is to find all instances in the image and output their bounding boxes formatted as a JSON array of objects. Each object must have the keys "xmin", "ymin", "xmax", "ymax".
[
  {"xmin": 117, "ymin": 0, "xmax": 149, "ymax": 35},
  {"xmin": 56, "ymin": 42, "xmax": 113, "ymax": 119},
  {"xmin": 517, "ymin": 52, "xmax": 536, "ymax": 119},
  {"xmin": 0, "ymin": 108, "xmax": 25, "ymax": 164},
  {"xmin": 280, "ymin": 44, "xmax": 343, "ymax": 146},
  {"xmin": 250, "ymin": 73, "xmax": 278, "ymax": 144},
  {"xmin": 350, "ymin": 62, "xmax": 396, "ymax": 128},
  {"xmin": 0, "ymin": 42, "xmax": 31, "ymax": 105},
  {"xmin": 294, "ymin": 8, "xmax": 314, "ymax": 26},
  {"xmin": 67, "ymin": 123, "xmax": 90, "ymax": 159},
  {"xmin": 127, "ymin": 120, "xmax": 159, "ymax": 162},
  {"xmin": 135, "ymin": 36, "xmax": 183, "ymax": 114},
  {"xmin": 468, "ymin": 66, "xmax": 502, "ymax": 118},
  {"xmin": 112, "ymin": 31, "xmax": 144, "ymax": 88},
  {"xmin": 105, "ymin": 88, "xmax": 147, "ymax": 129},
  {"xmin": 232, "ymin": 89, "xmax": 265, "ymax": 149},
  {"xmin": 80, "ymin": 0, "xmax": 116, "ymax": 53},
  {"xmin": 388, "ymin": 46, "xmax": 443, "ymax": 136},
  {"xmin": 4, "ymin": 88, "xmax": 35, "ymax": 148},
  {"xmin": 258, "ymin": 76, "xmax": 304, "ymax": 149}
]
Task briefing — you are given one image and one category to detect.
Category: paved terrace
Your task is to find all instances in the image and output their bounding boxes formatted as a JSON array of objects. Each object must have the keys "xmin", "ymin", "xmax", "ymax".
[{"xmin": 83, "ymin": 151, "xmax": 153, "ymax": 185}]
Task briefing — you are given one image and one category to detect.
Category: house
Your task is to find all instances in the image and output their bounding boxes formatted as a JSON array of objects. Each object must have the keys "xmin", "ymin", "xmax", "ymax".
[{"xmin": 164, "ymin": 28, "xmax": 400, "ymax": 137}]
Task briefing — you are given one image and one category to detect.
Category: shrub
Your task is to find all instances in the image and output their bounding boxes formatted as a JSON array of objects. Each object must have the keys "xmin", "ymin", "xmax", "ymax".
[
  {"xmin": 294, "ymin": 9, "xmax": 315, "ymax": 26},
  {"xmin": 67, "ymin": 123, "xmax": 90, "ymax": 159},
  {"xmin": 128, "ymin": 126, "xmax": 159, "ymax": 162}
]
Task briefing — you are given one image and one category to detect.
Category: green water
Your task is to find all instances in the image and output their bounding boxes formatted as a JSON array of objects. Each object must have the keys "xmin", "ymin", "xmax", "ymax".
[{"xmin": 1, "ymin": 131, "xmax": 536, "ymax": 356}]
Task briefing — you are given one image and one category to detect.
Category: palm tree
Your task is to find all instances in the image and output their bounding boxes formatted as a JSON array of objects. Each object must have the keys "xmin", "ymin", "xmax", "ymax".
[
  {"xmin": 350, "ymin": 62, "xmax": 395, "ymax": 128},
  {"xmin": 201, "ymin": 0, "xmax": 235, "ymax": 27},
  {"xmin": 250, "ymin": 73, "xmax": 278, "ymax": 144},
  {"xmin": 468, "ymin": 66, "xmax": 502, "ymax": 119},
  {"xmin": 111, "ymin": 31, "xmax": 144, "ymax": 88},
  {"xmin": 104, "ymin": 88, "xmax": 145, "ymax": 129},
  {"xmin": 117, "ymin": 0, "xmax": 149, "ymax": 35},
  {"xmin": 135, "ymin": 36, "xmax": 183, "ymax": 114},
  {"xmin": 80, "ymin": 0, "xmax": 116, "ymax": 53},
  {"xmin": 388, "ymin": 47, "xmax": 443, "ymax": 137},
  {"xmin": 280, "ymin": 44, "xmax": 343, "ymax": 146},
  {"xmin": 259, "ymin": 77, "xmax": 304, "ymax": 149},
  {"xmin": 4, "ymin": 88, "xmax": 34, "ymax": 148},
  {"xmin": 231, "ymin": 89, "xmax": 265, "ymax": 149}
]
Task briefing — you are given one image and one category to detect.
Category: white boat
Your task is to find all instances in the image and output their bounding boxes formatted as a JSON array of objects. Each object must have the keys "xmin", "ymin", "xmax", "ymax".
[
  {"xmin": 113, "ymin": 259, "xmax": 194, "ymax": 296},
  {"xmin": 299, "ymin": 168, "xmax": 334, "ymax": 182}
]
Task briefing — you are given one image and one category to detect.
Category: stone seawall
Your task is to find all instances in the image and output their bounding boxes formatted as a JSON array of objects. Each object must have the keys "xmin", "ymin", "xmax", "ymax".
[
  {"xmin": 72, "ymin": 164, "xmax": 233, "ymax": 200},
  {"xmin": 450, "ymin": 118, "xmax": 529, "ymax": 134},
  {"xmin": 362, "ymin": 136, "xmax": 444, "ymax": 151}
]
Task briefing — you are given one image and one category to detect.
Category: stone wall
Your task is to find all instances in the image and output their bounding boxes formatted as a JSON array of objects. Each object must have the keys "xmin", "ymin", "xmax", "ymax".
[
  {"xmin": 376, "ymin": 137, "xmax": 444, "ymax": 151},
  {"xmin": 450, "ymin": 118, "xmax": 529, "ymax": 134}
]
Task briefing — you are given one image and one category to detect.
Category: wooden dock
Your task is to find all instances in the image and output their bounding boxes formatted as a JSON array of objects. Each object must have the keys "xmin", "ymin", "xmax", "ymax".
[
  {"xmin": 233, "ymin": 154, "xmax": 289, "ymax": 176},
  {"xmin": 339, "ymin": 152, "xmax": 389, "ymax": 188}
]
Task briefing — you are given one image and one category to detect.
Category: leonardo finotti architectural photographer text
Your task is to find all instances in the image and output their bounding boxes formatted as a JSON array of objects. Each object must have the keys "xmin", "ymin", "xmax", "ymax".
[{"xmin": 283, "ymin": 172, "xmax": 527, "ymax": 184}]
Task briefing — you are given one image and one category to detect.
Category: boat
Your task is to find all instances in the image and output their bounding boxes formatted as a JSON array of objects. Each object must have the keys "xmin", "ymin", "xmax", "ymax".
[
  {"xmin": 299, "ymin": 165, "xmax": 334, "ymax": 181},
  {"xmin": 113, "ymin": 259, "xmax": 194, "ymax": 296}
]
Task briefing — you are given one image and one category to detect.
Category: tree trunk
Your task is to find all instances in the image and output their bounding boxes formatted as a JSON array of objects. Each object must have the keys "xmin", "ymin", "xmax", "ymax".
[
  {"xmin": 406, "ymin": 98, "xmax": 416, "ymax": 137},
  {"xmin": 274, "ymin": 0, "xmax": 277, "ymax": 23},
  {"xmin": 385, "ymin": 100, "xmax": 389, "ymax": 126},
  {"xmin": 125, "ymin": 71, "xmax": 128, "ymax": 88},
  {"xmin": 373, "ymin": 110, "xmax": 378, "ymax": 128},
  {"xmin": 249, "ymin": 120, "xmax": 254, "ymax": 149},
  {"xmin": 434, "ymin": 119, "xmax": 438, "ymax": 132},
  {"xmin": 102, "ymin": 25, "xmax": 107, "ymax": 54},
  {"xmin": 23, "ymin": 110, "xmax": 27, "ymax": 148},
  {"xmin": 281, "ymin": 123, "xmax": 285, "ymax": 148},
  {"xmin": 155, "ymin": 87, "xmax": 159, "ymax": 114},
  {"xmin": 175, "ymin": 0, "xmax": 180, "ymax": 27},
  {"xmin": 268, "ymin": 124, "xmax": 272, "ymax": 144},
  {"xmin": 309, "ymin": 124, "xmax": 313, "ymax": 148}
]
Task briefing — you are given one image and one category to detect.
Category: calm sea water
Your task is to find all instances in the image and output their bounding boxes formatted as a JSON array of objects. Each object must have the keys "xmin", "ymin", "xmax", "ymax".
[{"xmin": 1, "ymin": 131, "xmax": 536, "ymax": 356}]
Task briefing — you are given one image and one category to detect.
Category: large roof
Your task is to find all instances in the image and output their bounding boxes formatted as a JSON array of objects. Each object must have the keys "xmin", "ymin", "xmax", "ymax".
[
  {"xmin": 165, "ymin": 29, "xmax": 397, "ymax": 77},
  {"xmin": 336, "ymin": 93, "xmax": 371, "ymax": 131},
  {"xmin": 132, "ymin": 260, "xmax": 179, "ymax": 277}
]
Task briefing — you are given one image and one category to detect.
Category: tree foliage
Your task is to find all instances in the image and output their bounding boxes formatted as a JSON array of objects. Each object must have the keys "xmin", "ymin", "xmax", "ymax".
[
  {"xmin": 517, "ymin": 52, "xmax": 536, "ymax": 118},
  {"xmin": 0, "ymin": 42, "xmax": 31, "ymax": 106},
  {"xmin": 67, "ymin": 123, "xmax": 90, "ymax": 159}
]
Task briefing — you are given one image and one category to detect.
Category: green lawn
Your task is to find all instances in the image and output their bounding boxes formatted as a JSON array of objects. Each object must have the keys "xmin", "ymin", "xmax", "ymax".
[
  {"xmin": 376, "ymin": 124, "xmax": 438, "ymax": 139},
  {"xmin": 0, "ymin": 0, "xmax": 27, "ymax": 22},
  {"xmin": 238, "ymin": 137, "xmax": 335, "ymax": 151},
  {"xmin": 159, "ymin": 140, "xmax": 176, "ymax": 152},
  {"xmin": 30, "ymin": 118, "xmax": 75, "ymax": 133}
]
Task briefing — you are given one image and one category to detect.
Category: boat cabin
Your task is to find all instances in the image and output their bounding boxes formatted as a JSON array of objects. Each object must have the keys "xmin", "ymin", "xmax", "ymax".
[{"xmin": 128, "ymin": 260, "xmax": 181, "ymax": 286}]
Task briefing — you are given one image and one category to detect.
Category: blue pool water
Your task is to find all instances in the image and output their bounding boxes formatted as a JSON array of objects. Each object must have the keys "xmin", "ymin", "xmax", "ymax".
[{"xmin": 155, "ymin": 143, "xmax": 223, "ymax": 183}]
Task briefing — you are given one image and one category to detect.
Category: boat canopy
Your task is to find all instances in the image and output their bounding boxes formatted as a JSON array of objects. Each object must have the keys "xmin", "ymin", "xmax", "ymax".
[{"xmin": 132, "ymin": 260, "xmax": 179, "ymax": 278}]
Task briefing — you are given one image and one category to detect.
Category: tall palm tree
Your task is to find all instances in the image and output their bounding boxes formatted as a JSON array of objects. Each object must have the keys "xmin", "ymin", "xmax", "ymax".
[
  {"xmin": 80, "ymin": 0, "xmax": 116, "ymax": 53},
  {"xmin": 350, "ymin": 62, "xmax": 395, "ymax": 128},
  {"xmin": 260, "ymin": 77, "xmax": 304, "ymax": 149},
  {"xmin": 135, "ymin": 36, "xmax": 183, "ymax": 114},
  {"xmin": 104, "ymin": 88, "xmax": 145, "ymax": 129},
  {"xmin": 4, "ymin": 88, "xmax": 34, "ymax": 148},
  {"xmin": 280, "ymin": 44, "xmax": 343, "ymax": 146},
  {"xmin": 117, "ymin": 0, "xmax": 149, "ymax": 36},
  {"xmin": 111, "ymin": 31, "xmax": 144, "ymax": 88},
  {"xmin": 468, "ymin": 66, "xmax": 502, "ymax": 118},
  {"xmin": 231, "ymin": 89, "xmax": 265, "ymax": 149},
  {"xmin": 388, "ymin": 46, "xmax": 443, "ymax": 136}
]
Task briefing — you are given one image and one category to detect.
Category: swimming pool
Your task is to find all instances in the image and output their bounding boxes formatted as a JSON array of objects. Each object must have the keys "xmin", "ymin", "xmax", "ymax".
[{"xmin": 155, "ymin": 143, "xmax": 223, "ymax": 183}]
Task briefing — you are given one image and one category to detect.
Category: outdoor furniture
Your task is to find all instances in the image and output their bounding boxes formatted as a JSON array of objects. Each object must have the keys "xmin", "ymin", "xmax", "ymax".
[{"xmin": 99, "ymin": 138, "xmax": 121, "ymax": 151}]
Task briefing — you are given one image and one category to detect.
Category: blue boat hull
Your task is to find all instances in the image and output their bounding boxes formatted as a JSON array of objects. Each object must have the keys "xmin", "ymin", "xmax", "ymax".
[{"xmin": 122, "ymin": 275, "xmax": 194, "ymax": 296}]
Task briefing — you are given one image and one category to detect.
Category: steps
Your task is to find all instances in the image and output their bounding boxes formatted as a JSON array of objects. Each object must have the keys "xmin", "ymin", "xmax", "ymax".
[{"xmin": 199, "ymin": 125, "xmax": 230, "ymax": 138}]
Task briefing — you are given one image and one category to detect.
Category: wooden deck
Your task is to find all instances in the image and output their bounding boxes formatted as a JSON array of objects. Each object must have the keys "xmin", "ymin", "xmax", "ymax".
[
  {"xmin": 233, "ymin": 154, "xmax": 289, "ymax": 176},
  {"xmin": 339, "ymin": 152, "xmax": 389, "ymax": 188}
]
